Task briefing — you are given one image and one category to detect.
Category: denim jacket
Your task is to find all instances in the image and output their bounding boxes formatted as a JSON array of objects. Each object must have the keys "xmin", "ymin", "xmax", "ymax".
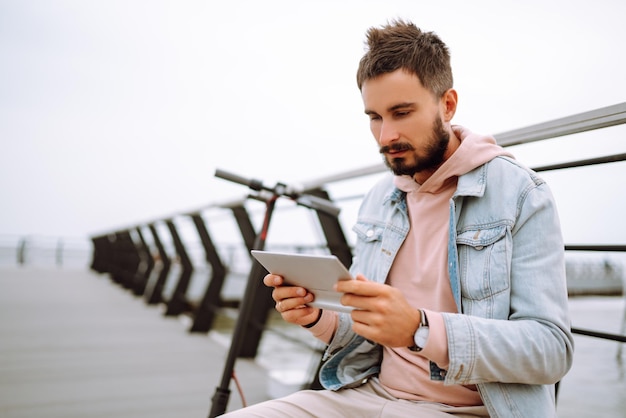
[{"xmin": 319, "ymin": 156, "xmax": 574, "ymax": 418}]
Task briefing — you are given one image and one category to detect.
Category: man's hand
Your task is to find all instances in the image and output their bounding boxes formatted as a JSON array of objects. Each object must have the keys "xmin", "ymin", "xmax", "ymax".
[
  {"xmin": 263, "ymin": 274, "xmax": 321, "ymax": 327},
  {"xmin": 335, "ymin": 274, "xmax": 420, "ymax": 347}
]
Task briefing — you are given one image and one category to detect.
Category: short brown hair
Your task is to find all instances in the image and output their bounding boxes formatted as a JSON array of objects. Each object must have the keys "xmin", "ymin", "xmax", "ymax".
[{"xmin": 356, "ymin": 19, "xmax": 453, "ymax": 97}]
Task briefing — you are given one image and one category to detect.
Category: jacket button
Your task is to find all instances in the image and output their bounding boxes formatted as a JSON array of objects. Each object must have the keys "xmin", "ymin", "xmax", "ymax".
[{"xmin": 366, "ymin": 229, "xmax": 374, "ymax": 237}]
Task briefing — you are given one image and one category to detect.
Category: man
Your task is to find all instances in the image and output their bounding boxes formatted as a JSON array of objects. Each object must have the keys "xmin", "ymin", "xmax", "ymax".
[{"xmin": 225, "ymin": 19, "xmax": 573, "ymax": 417}]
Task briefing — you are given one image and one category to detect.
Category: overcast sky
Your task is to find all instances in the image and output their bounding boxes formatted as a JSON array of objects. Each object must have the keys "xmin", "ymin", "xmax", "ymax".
[{"xmin": 1, "ymin": 0, "xmax": 625, "ymax": 247}]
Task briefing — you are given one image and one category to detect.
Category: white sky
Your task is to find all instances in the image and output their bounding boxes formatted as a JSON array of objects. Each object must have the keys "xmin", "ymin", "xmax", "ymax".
[{"xmin": 1, "ymin": 0, "xmax": 625, "ymax": 247}]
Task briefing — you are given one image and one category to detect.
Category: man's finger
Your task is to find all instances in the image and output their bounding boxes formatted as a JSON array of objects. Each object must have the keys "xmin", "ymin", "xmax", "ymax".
[{"xmin": 335, "ymin": 276, "xmax": 381, "ymax": 296}]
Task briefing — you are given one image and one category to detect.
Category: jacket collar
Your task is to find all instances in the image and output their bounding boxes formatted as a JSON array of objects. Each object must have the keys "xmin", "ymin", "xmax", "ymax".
[
  {"xmin": 453, "ymin": 162, "xmax": 488, "ymax": 199},
  {"xmin": 383, "ymin": 160, "xmax": 490, "ymax": 205}
]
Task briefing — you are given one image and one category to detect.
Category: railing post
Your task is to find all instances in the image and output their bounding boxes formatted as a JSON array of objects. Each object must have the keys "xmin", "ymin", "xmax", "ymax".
[
  {"xmin": 108, "ymin": 233, "xmax": 122, "ymax": 285},
  {"xmin": 163, "ymin": 219, "xmax": 194, "ymax": 316},
  {"xmin": 131, "ymin": 226, "xmax": 155, "ymax": 297},
  {"xmin": 308, "ymin": 188, "xmax": 353, "ymax": 267},
  {"xmin": 144, "ymin": 223, "xmax": 171, "ymax": 305},
  {"xmin": 230, "ymin": 205, "xmax": 257, "ymax": 251},
  {"xmin": 188, "ymin": 213, "xmax": 227, "ymax": 333},
  {"xmin": 90, "ymin": 235, "xmax": 112, "ymax": 274},
  {"xmin": 17, "ymin": 237, "xmax": 27, "ymax": 266},
  {"xmin": 109, "ymin": 230, "xmax": 141, "ymax": 289}
]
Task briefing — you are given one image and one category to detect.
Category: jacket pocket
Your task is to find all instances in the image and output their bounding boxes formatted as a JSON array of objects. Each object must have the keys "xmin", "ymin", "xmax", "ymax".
[{"xmin": 456, "ymin": 225, "xmax": 511, "ymax": 300}]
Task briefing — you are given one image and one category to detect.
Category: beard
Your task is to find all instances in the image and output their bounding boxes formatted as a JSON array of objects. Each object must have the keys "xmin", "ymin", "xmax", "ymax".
[{"xmin": 379, "ymin": 116, "xmax": 450, "ymax": 177}]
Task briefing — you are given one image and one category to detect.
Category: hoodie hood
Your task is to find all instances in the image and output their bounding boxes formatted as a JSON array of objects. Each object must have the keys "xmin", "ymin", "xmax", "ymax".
[{"xmin": 394, "ymin": 125, "xmax": 514, "ymax": 194}]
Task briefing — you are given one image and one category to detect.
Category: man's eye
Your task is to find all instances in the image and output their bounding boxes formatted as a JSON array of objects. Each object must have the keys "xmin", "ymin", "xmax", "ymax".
[
  {"xmin": 395, "ymin": 111, "xmax": 410, "ymax": 118},
  {"xmin": 369, "ymin": 115, "xmax": 381, "ymax": 121}
]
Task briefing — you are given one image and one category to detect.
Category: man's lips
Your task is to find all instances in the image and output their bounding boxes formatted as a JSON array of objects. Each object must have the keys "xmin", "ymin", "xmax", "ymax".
[
  {"xmin": 384, "ymin": 148, "xmax": 411, "ymax": 159},
  {"xmin": 380, "ymin": 143, "xmax": 414, "ymax": 156},
  {"xmin": 387, "ymin": 149, "xmax": 407, "ymax": 156}
]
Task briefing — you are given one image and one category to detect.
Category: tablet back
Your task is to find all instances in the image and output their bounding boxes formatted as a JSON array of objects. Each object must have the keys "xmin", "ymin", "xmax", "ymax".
[{"xmin": 251, "ymin": 250, "xmax": 354, "ymax": 312}]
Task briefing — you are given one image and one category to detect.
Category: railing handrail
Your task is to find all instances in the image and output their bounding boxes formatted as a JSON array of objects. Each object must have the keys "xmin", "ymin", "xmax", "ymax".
[{"xmin": 495, "ymin": 102, "xmax": 626, "ymax": 147}]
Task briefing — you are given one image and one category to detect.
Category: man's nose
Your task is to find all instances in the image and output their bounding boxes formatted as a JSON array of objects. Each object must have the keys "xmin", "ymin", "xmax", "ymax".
[{"xmin": 378, "ymin": 120, "xmax": 400, "ymax": 147}]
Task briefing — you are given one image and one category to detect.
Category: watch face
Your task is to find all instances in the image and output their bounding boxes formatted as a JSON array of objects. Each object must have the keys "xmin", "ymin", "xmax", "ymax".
[{"xmin": 415, "ymin": 326, "xmax": 429, "ymax": 348}]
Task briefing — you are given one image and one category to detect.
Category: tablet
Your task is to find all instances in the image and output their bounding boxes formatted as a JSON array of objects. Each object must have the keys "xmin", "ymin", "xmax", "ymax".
[{"xmin": 250, "ymin": 250, "xmax": 354, "ymax": 313}]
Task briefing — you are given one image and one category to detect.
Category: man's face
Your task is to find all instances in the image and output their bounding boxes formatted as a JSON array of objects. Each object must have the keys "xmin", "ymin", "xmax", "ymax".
[{"xmin": 361, "ymin": 69, "xmax": 450, "ymax": 182}]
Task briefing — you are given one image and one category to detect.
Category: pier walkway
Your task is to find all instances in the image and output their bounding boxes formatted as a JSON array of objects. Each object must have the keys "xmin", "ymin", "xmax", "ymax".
[{"xmin": 0, "ymin": 267, "xmax": 624, "ymax": 417}]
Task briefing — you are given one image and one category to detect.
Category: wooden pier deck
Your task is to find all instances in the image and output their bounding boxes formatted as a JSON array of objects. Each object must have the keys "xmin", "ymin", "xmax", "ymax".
[
  {"xmin": 0, "ymin": 268, "xmax": 270, "ymax": 418},
  {"xmin": 0, "ymin": 267, "xmax": 624, "ymax": 417}
]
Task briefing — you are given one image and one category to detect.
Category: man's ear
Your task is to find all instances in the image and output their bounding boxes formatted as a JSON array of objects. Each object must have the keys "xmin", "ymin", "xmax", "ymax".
[{"xmin": 441, "ymin": 88, "xmax": 458, "ymax": 122}]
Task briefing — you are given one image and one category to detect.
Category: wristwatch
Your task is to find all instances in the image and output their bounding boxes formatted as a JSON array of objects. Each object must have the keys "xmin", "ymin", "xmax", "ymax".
[{"xmin": 408, "ymin": 309, "xmax": 429, "ymax": 352}]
